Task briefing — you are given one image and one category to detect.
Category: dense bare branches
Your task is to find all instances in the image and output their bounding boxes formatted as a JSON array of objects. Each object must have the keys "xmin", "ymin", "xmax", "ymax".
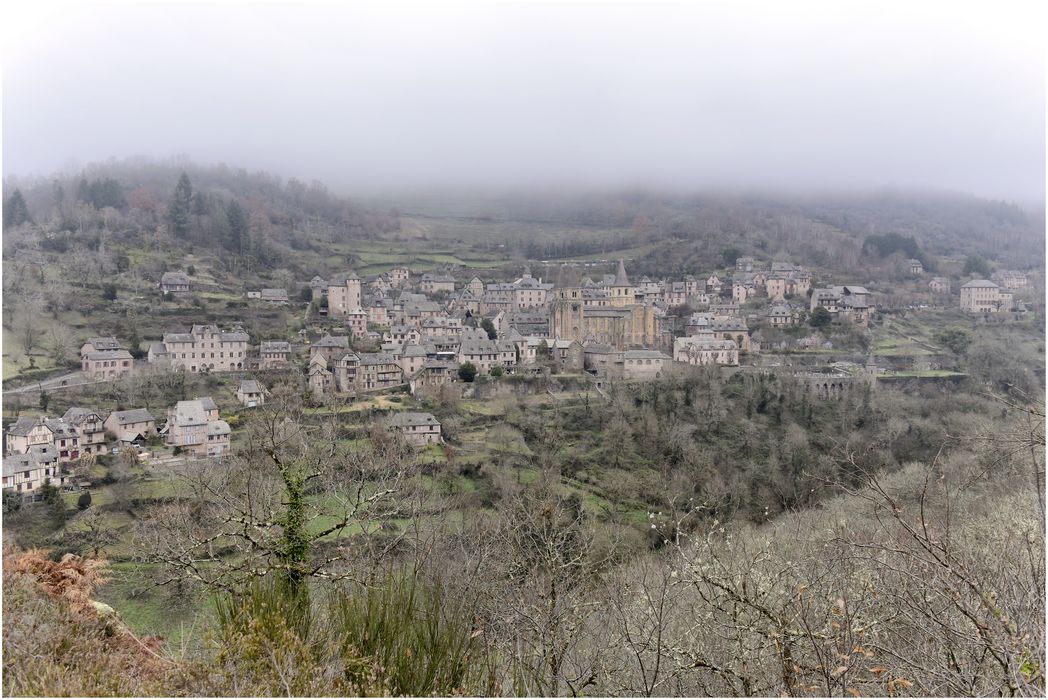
[{"xmin": 134, "ymin": 387, "xmax": 415, "ymax": 593}]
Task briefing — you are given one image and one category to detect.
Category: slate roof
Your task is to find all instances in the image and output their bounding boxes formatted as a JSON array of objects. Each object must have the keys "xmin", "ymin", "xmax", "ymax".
[
  {"xmin": 386, "ymin": 412, "xmax": 440, "ymax": 429},
  {"xmin": 108, "ymin": 408, "xmax": 156, "ymax": 425}
]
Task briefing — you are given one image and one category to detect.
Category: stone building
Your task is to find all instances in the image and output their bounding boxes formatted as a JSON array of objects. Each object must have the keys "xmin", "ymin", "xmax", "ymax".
[
  {"xmin": 164, "ymin": 398, "xmax": 230, "ymax": 459},
  {"xmin": 62, "ymin": 407, "xmax": 107, "ymax": 456},
  {"xmin": 328, "ymin": 272, "xmax": 362, "ymax": 316},
  {"xmin": 82, "ymin": 349, "xmax": 134, "ymax": 380},
  {"xmin": 149, "ymin": 325, "xmax": 250, "ymax": 372},
  {"xmin": 960, "ymin": 279, "xmax": 1005, "ymax": 313},
  {"xmin": 104, "ymin": 408, "xmax": 157, "ymax": 442},
  {"xmin": 674, "ymin": 337, "xmax": 739, "ymax": 366},
  {"xmin": 385, "ymin": 412, "xmax": 442, "ymax": 446},
  {"xmin": 259, "ymin": 341, "xmax": 292, "ymax": 370}
]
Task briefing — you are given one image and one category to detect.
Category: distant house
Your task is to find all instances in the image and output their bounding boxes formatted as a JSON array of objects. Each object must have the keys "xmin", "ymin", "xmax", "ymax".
[
  {"xmin": 385, "ymin": 412, "xmax": 442, "ymax": 446},
  {"xmin": 5, "ymin": 417, "xmax": 56, "ymax": 456},
  {"xmin": 583, "ymin": 344, "xmax": 624, "ymax": 378},
  {"xmin": 80, "ymin": 336, "xmax": 122, "ymax": 356},
  {"xmin": 5, "ymin": 417, "xmax": 82, "ymax": 463},
  {"xmin": 993, "ymin": 270, "xmax": 1030, "ymax": 289},
  {"xmin": 764, "ymin": 303, "xmax": 799, "ymax": 327},
  {"xmin": 622, "ymin": 350, "xmax": 672, "ymax": 380},
  {"xmin": 345, "ymin": 307, "xmax": 368, "ymax": 337},
  {"xmin": 328, "ymin": 272, "xmax": 362, "ymax": 316},
  {"xmin": 82, "ymin": 349, "xmax": 134, "ymax": 380},
  {"xmin": 308, "ymin": 355, "xmax": 335, "ymax": 399},
  {"xmin": 550, "ymin": 339, "xmax": 584, "ymax": 373},
  {"xmin": 310, "ymin": 335, "xmax": 351, "ymax": 364},
  {"xmin": 908, "ymin": 259, "xmax": 924, "ymax": 275},
  {"xmin": 674, "ymin": 337, "xmax": 739, "ymax": 366},
  {"xmin": 2, "ymin": 444, "xmax": 64, "ymax": 496},
  {"xmin": 408, "ymin": 360, "xmax": 460, "ymax": 395},
  {"xmin": 237, "ymin": 379, "xmax": 266, "ymax": 408},
  {"xmin": 260, "ymin": 288, "xmax": 289, "ymax": 304},
  {"xmin": 160, "ymin": 271, "xmax": 191, "ymax": 295},
  {"xmin": 259, "ymin": 341, "xmax": 292, "ymax": 370},
  {"xmin": 164, "ymin": 398, "xmax": 230, "ymax": 458},
  {"xmin": 389, "ymin": 267, "xmax": 411, "ymax": 288},
  {"xmin": 960, "ymin": 279, "xmax": 1004, "ymax": 313},
  {"xmin": 356, "ymin": 353, "xmax": 403, "ymax": 390},
  {"xmin": 309, "ymin": 276, "xmax": 329, "ymax": 301},
  {"xmin": 419, "ymin": 273, "xmax": 456, "ymax": 294},
  {"xmin": 104, "ymin": 408, "xmax": 157, "ymax": 443},
  {"xmin": 149, "ymin": 324, "xmax": 250, "ymax": 373},
  {"xmin": 810, "ymin": 286, "xmax": 874, "ymax": 326},
  {"xmin": 62, "ymin": 407, "xmax": 107, "ymax": 456}
]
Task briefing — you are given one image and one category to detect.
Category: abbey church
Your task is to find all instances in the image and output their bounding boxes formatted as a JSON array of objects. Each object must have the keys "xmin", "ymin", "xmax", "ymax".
[{"xmin": 549, "ymin": 260, "xmax": 659, "ymax": 348}]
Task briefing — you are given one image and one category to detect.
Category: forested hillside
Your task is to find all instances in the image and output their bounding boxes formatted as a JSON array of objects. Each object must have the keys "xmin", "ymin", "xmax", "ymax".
[{"xmin": 2, "ymin": 159, "xmax": 1044, "ymax": 697}]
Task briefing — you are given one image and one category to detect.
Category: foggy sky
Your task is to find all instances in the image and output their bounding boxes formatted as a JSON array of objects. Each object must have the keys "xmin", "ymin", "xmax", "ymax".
[{"xmin": 3, "ymin": 1, "xmax": 1045, "ymax": 201}]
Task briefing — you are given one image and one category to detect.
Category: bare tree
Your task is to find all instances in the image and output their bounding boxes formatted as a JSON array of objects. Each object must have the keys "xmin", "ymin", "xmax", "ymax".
[{"xmin": 135, "ymin": 387, "xmax": 415, "ymax": 595}]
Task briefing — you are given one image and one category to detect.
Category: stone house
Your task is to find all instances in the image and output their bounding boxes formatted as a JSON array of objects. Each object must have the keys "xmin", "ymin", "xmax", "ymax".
[
  {"xmin": 908, "ymin": 259, "xmax": 924, "ymax": 275},
  {"xmin": 2, "ymin": 444, "xmax": 64, "ymax": 496},
  {"xmin": 389, "ymin": 267, "xmax": 411, "ymax": 288},
  {"xmin": 583, "ymin": 344, "xmax": 624, "ymax": 379},
  {"xmin": 465, "ymin": 277, "xmax": 485, "ymax": 297},
  {"xmin": 164, "ymin": 398, "xmax": 230, "ymax": 458},
  {"xmin": 674, "ymin": 337, "xmax": 739, "ymax": 366},
  {"xmin": 104, "ymin": 408, "xmax": 157, "ymax": 442},
  {"xmin": 458, "ymin": 338, "xmax": 502, "ymax": 374},
  {"xmin": 310, "ymin": 335, "xmax": 350, "ymax": 364},
  {"xmin": 309, "ymin": 276, "xmax": 329, "ymax": 301},
  {"xmin": 80, "ymin": 336, "xmax": 121, "ymax": 356},
  {"xmin": 62, "ymin": 407, "xmax": 107, "ymax": 456},
  {"xmin": 505, "ymin": 309, "xmax": 549, "ymax": 337},
  {"xmin": 5, "ymin": 417, "xmax": 59, "ymax": 456},
  {"xmin": 356, "ymin": 353, "xmax": 403, "ymax": 390},
  {"xmin": 386, "ymin": 412, "xmax": 442, "ymax": 446},
  {"xmin": 810, "ymin": 286, "xmax": 874, "ymax": 326},
  {"xmin": 345, "ymin": 307, "xmax": 368, "ymax": 337},
  {"xmin": 550, "ymin": 339, "xmax": 584, "ymax": 373},
  {"xmin": 396, "ymin": 344, "xmax": 428, "ymax": 378},
  {"xmin": 259, "ymin": 341, "xmax": 292, "ymax": 370},
  {"xmin": 686, "ymin": 313, "xmax": 752, "ymax": 351},
  {"xmin": 5, "ymin": 417, "xmax": 82, "ymax": 464},
  {"xmin": 960, "ymin": 279, "xmax": 1004, "ymax": 313},
  {"xmin": 368, "ymin": 300, "xmax": 391, "ymax": 326},
  {"xmin": 622, "ymin": 350, "xmax": 672, "ymax": 380},
  {"xmin": 160, "ymin": 271, "xmax": 191, "ymax": 294},
  {"xmin": 993, "ymin": 270, "xmax": 1030, "ymax": 289},
  {"xmin": 82, "ymin": 349, "xmax": 134, "ymax": 380},
  {"xmin": 150, "ymin": 325, "xmax": 250, "ymax": 372},
  {"xmin": 764, "ymin": 304, "xmax": 799, "ymax": 327},
  {"xmin": 409, "ymin": 360, "xmax": 460, "ymax": 395},
  {"xmin": 237, "ymin": 380, "xmax": 266, "ymax": 408},
  {"xmin": 308, "ymin": 356, "xmax": 335, "ymax": 398},
  {"xmin": 420, "ymin": 273, "xmax": 456, "ymax": 294},
  {"xmin": 328, "ymin": 272, "xmax": 362, "ymax": 316},
  {"xmin": 259, "ymin": 288, "xmax": 289, "ymax": 304},
  {"xmin": 385, "ymin": 325, "xmax": 422, "ymax": 345}
]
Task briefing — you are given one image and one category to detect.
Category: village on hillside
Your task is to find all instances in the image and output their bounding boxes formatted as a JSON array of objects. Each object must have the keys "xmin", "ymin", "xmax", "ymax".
[{"xmin": 2, "ymin": 252, "xmax": 1036, "ymax": 501}]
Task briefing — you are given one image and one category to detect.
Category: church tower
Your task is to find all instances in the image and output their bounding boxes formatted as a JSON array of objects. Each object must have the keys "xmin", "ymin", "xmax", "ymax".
[{"xmin": 609, "ymin": 259, "xmax": 634, "ymax": 308}]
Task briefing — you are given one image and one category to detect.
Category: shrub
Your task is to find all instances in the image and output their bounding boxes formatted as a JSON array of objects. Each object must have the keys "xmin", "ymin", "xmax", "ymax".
[
  {"xmin": 458, "ymin": 362, "xmax": 477, "ymax": 383},
  {"xmin": 77, "ymin": 492, "xmax": 92, "ymax": 510},
  {"xmin": 209, "ymin": 573, "xmax": 498, "ymax": 696}
]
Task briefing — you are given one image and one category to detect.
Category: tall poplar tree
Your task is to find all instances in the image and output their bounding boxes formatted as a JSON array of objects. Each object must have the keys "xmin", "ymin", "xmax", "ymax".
[
  {"xmin": 3, "ymin": 189, "xmax": 32, "ymax": 230},
  {"xmin": 167, "ymin": 172, "xmax": 193, "ymax": 240}
]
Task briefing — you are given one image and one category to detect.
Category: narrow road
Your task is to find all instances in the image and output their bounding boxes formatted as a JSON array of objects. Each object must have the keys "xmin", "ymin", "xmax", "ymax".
[{"xmin": 2, "ymin": 371, "xmax": 103, "ymax": 396}]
